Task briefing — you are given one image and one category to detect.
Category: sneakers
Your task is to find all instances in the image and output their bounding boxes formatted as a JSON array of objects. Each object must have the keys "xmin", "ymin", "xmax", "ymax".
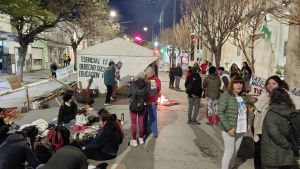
[
  {"xmin": 206, "ymin": 121, "xmax": 213, "ymax": 126},
  {"xmin": 110, "ymin": 97, "xmax": 115, "ymax": 100},
  {"xmin": 187, "ymin": 120, "xmax": 191, "ymax": 124},
  {"xmin": 139, "ymin": 138, "xmax": 144, "ymax": 145},
  {"xmin": 128, "ymin": 140, "xmax": 138, "ymax": 147},
  {"xmin": 191, "ymin": 121, "xmax": 201, "ymax": 125},
  {"xmin": 153, "ymin": 134, "xmax": 158, "ymax": 138},
  {"xmin": 104, "ymin": 103, "xmax": 112, "ymax": 106}
]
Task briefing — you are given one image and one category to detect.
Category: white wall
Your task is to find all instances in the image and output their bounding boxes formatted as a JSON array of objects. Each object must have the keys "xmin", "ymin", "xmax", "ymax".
[{"xmin": 0, "ymin": 14, "xmax": 12, "ymax": 33}]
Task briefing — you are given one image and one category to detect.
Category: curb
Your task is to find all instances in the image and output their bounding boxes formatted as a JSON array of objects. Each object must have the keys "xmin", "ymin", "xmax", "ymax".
[
  {"xmin": 0, "ymin": 72, "xmax": 78, "ymax": 96},
  {"xmin": 0, "ymin": 79, "xmax": 53, "ymax": 96}
]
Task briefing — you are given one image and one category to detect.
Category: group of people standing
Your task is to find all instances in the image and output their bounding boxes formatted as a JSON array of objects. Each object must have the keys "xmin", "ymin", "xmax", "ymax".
[
  {"xmin": 50, "ymin": 54, "xmax": 72, "ymax": 78},
  {"xmin": 184, "ymin": 60, "xmax": 299, "ymax": 169}
]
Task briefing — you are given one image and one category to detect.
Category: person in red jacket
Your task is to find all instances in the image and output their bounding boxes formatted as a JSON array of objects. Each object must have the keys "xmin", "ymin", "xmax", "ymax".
[
  {"xmin": 143, "ymin": 67, "xmax": 161, "ymax": 137},
  {"xmin": 201, "ymin": 61, "xmax": 208, "ymax": 75}
]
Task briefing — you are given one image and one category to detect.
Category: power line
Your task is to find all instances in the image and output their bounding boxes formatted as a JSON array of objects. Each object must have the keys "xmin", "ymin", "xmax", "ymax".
[{"xmin": 151, "ymin": 0, "xmax": 170, "ymax": 42}]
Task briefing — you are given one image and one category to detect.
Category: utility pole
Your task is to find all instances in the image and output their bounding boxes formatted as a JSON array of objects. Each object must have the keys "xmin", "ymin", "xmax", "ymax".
[{"xmin": 173, "ymin": 0, "xmax": 176, "ymax": 26}]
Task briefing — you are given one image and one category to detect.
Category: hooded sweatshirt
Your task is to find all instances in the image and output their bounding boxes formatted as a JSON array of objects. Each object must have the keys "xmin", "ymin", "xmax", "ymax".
[
  {"xmin": 203, "ymin": 73, "xmax": 221, "ymax": 99},
  {"xmin": 220, "ymin": 70, "xmax": 230, "ymax": 91},
  {"xmin": 0, "ymin": 134, "xmax": 41, "ymax": 169}
]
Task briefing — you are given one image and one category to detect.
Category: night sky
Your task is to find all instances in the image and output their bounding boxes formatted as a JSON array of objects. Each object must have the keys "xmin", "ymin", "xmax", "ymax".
[{"xmin": 108, "ymin": 0, "xmax": 182, "ymax": 42}]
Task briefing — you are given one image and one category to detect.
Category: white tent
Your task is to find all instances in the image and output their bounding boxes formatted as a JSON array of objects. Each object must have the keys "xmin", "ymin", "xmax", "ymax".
[{"xmin": 77, "ymin": 38, "xmax": 158, "ymax": 93}]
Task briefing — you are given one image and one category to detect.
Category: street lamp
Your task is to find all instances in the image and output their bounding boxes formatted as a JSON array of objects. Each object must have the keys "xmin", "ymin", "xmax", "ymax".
[
  {"xmin": 143, "ymin": 27, "xmax": 148, "ymax": 31},
  {"xmin": 110, "ymin": 11, "xmax": 116, "ymax": 17},
  {"xmin": 154, "ymin": 42, "xmax": 158, "ymax": 47}
]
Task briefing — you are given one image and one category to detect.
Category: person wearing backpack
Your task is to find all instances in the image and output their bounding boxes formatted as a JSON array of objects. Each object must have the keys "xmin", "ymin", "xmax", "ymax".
[
  {"xmin": 185, "ymin": 67, "xmax": 202, "ymax": 125},
  {"xmin": 253, "ymin": 76, "xmax": 300, "ymax": 169},
  {"xmin": 261, "ymin": 88, "xmax": 295, "ymax": 169},
  {"xmin": 127, "ymin": 72, "xmax": 148, "ymax": 146}
]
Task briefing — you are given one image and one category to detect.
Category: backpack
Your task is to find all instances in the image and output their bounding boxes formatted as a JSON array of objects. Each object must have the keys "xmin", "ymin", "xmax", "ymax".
[
  {"xmin": 186, "ymin": 78, "xmax": 196, "ymax": 95},
  {"xmin": 129, "ymin": 83, "xmax": 145, "ymax": 113},
  {"xmin": 55, "ymin": 125, "xmax": 70, "ymax": 145},
  {"xmin": 289, "ymin": 112, "xmax": 300, "ymax": 150},
  {"xmin": 34, "ymin": 140, "xmax": 54, "ymax": 164},
  {"xmin": 21, "ymin": 126, "xmax": 38, "ymax": 151},
  {"xmin": 47, "ymin": 128, "xmax": 64, "ymax": 151}
]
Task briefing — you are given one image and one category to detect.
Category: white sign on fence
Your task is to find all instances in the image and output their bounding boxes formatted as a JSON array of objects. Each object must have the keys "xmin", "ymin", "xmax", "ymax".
[
  {"xmin": 77, "ymin": 55, "xmax": 157, "ymax": 93},
  {"xmin": 250, "ymin": 74, "xmax": 300, "ymax": 96},
  {"xmin": 56, "ymin": 64, "xmax": 74, "ymax": 80}
]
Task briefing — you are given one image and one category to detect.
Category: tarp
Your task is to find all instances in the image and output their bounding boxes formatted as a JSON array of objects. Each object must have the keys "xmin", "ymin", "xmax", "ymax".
[
  {"xmin": 56, "ymin": 64, "xmax": 74, "ymax": 80},
  {"xmin": 77, "ymin": 38, "xmax": 158, "ymax": 93}
]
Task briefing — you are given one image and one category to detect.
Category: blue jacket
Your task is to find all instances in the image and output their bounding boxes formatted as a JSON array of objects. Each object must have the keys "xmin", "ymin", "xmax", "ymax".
[
  {"xmin": 174, "ymin": 66, "xmax": 183, "ymax": 77},
  {"xmin": 84, "ymin": 128, "xmax": 122, "ymax": 155},
  {"xmin": 104, "ymin": 68, "xmax": 116, "ymax": 86}
]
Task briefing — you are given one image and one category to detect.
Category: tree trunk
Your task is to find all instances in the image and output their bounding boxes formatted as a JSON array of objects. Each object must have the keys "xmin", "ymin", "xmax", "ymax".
[
  {"xmin": 71, "ymin": 42, "xmax": 78, "ymax": 71},
  {"xmin": 214, "ymin": 50, "xmax": 221, "ymax": 68},
  {"xmin": 171, "ymin": 47, "xmax": 176, "ymax": 65},
  {"xmin": 250, "ymin": 38, "xmax": 256, "ymax": 73},
  {"xmin": 19, "ymin": 45, "xmax": 28, "ymax": 81}
]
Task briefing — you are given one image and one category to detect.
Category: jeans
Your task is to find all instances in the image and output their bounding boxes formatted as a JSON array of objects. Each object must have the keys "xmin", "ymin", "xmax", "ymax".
[
  {"xmin": 52, "ymin": 71, "xmax": 56, "ymax": 78},
  {"xmin": 175, "ymin": 76, "xmax": 181, "ymax": 89},
  {"xmin": 129, "ymin": 110, "xmax": 145, "ymax": 140},
  {"xmin": 143, "ymin": 104, "xmax": 158, "ymax": 135},
  {"xmin": 169, "ymin": 76, "xmax": 175, "ymax": 87},
  {"xmin": 105, "ymin": 85, "xmax": 113, "ymax": 103},
  {"xmin": 254, "ymin": 135, "xmax": 262, "ymax": 169},
  {"xmin": 221, "ymin": 131, "xmax": 244, "ymax": 169},
  {"xmin": 83, "ymin": 148, "xmax": 116, "ymax": 161},
  {"xmin": 111, "ymin": 84, "xmax": 118, "ymax": 97},
  {"xmin": 64, "ymin": 61, "xmax": 68, "ymax": 67},
  {"xmin": 188, "ymin": 98, "xmax": 200, "ymax": 121},
  {"xmin": 49, "ymin": 120, "xmax": 75, "ymax": 128},
  {"xmin": 207, "ymin": 97, "xmax": 219, "ymax": 122}
]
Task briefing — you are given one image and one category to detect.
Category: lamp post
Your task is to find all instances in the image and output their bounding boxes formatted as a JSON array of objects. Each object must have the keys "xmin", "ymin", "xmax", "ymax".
[
  {"xmin": 110, "ymin": 11, "xmax": 116, "ymax": 17},
  {"xmin": 143, "ymin": 27, "xmax": 148, "ymax": 31}
]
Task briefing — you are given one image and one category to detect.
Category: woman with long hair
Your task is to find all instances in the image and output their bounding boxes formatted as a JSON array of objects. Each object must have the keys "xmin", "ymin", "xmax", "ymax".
[
  {"xmin": 218, "ymin": 75, "xmax": 252, "ymax": 169},
  {"xmin": 261, "ymin": 88, "xmax": 295, "ymax": 169},
  {"xmin": 253, "ymin": 76, "xmax": 300, "ymax": 169},
  {"xmin": 229, "ymin": 63, "xmax": 241, "ymax": 75},
  {"xmin": 83, "ymin": 113, "xmax": 122, "ymax": 161},
  {"xmin": 193, "ymin": 62, "xmax": 201, "ymax": 73}
]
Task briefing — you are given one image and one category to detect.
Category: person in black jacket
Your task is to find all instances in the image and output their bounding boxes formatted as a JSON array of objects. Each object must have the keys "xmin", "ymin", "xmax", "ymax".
[
  {"xmin": 57, "ymin": 94, "xmax": 78, "ymax": 127},
  {"xmin": 83, "ymin": 113, "xmax": 122, "ymax": 161},
  {"xmin": 169, "ymin": 64, "xmax": 175, "ymax": 88},
  {"xmin": 185, "ymin": 67, "xmax": 202, "ymax": 125},
  {"xmin": 174, "ymin": 63, "xmax": 183, "ymax": 90},
  {"xmin": 37, "ymin": 139, "xmax": 88, "ymax": 169},
  {"xmin": 0, "ymin": 108, "xmax": 13, "ymax": 145},
  {"xmin": 50, "ymin": 62, "xmax": 58, "ymax": 78},
  {"xmin": 0, "ymin": 131, "xmax": 41, "ymax": 169},
  {"xmin": 127, "ymin": 72, "xmax": 148, "ymax": 147}
]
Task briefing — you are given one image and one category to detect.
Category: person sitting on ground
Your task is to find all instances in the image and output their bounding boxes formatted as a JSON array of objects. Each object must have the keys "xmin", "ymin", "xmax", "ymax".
[
  {"xmin": 0, "ymin": 108, "xmax": 14, "ymax": 145},
  {"xmin": 37, "ymin": 139, "xmax": 88, "ymax": 169},
  {"xmin": 85, "ymin": 99, "xmax": 99, "ymax": 123},
  {"xmin": 83, "ymin": 113, "xmax": 123, "ymax": 161},
  {"xmin": 0, "ymin": 131, "xmax": 41, "ymax": 169},
  {"xmin": 128, "ymin": 72, "xmax": 148, "ymax": 147},
  {"xmin": 57, "ymin": 94, "xmax": 78, "ymax": 127},
  {"xmin": 73, "ymin": 109, "xmax": 88, "ymax": 131}
]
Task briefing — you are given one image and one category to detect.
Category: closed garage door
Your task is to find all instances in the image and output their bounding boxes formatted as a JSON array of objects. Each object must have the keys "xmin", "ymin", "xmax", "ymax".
[{"xmin": 32, "ymin": 47, "xmax": 42, "ymax": 69}]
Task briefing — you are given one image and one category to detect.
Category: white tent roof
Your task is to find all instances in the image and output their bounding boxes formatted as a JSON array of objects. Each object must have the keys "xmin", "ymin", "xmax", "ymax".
[{"xmin": 77, "ymin": 38, "xmax": 154, "ymax": 56}]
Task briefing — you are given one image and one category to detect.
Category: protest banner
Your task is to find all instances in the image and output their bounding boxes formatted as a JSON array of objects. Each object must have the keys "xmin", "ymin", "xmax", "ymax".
[
  {"xmin": 56, "ymin": 64, "xmax": 74, "ymax": 80},
  {"xmin": 250, "ymin": 74, "xmax": 300, "ymax": 97}
]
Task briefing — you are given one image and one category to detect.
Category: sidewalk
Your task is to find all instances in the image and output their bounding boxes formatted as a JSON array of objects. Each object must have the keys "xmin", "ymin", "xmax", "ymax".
[
  {"xmin": 0, "ymin": 73, "xmax": 77, "ymax": 108},
  {"xmin": 0, "ymin": 70, "xmax": 52, "ymax": 92}
]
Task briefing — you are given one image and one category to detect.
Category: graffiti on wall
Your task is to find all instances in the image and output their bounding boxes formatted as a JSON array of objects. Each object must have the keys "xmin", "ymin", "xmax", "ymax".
[{"xmin": 3, "ymin": 54, "xmax": 12, "ymax": 74}]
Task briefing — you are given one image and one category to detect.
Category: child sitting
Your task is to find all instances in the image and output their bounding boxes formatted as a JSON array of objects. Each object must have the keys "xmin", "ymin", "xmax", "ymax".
[
  {"xmin": 85, "ymin": 99, "xmax": 99, "ymax": 123},
  {"xmin": 73, "ymin": 109, "xmax": 88, "ymax": 131}
]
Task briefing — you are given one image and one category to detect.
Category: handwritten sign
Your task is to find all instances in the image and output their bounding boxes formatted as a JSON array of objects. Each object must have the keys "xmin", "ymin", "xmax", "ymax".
[
  {"xmin": 7, "ymin": 76, "xmax": 22, "ymax": 90},
  {"xmin": 250, "ymin": 74, "xmax": 300, "ymax": 96},
  {"xmin": 78, "ymin": 56, "xmax": 114, "ymax": 79}
]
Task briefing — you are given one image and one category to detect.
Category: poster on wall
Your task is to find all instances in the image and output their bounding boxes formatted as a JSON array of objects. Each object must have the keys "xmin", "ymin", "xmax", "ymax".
[
  {"xmin": 250, "ymin": 74, "xmax": 300, "ymax": 97},
  {"xmin": 77, "ymin": 55, "xmax": 158, "ymax": 93}
]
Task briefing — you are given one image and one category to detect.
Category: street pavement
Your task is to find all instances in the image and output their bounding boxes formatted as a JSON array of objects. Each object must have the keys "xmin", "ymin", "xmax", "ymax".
[{"xmin": 2, "ymin": 72, "xmax": 300, "ymax": 169}]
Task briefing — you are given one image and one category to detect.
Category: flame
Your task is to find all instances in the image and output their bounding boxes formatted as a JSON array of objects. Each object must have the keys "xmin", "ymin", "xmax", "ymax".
[{"xmin": 158, "ymin": 94, "xmax": 169, "ymax": 104}]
